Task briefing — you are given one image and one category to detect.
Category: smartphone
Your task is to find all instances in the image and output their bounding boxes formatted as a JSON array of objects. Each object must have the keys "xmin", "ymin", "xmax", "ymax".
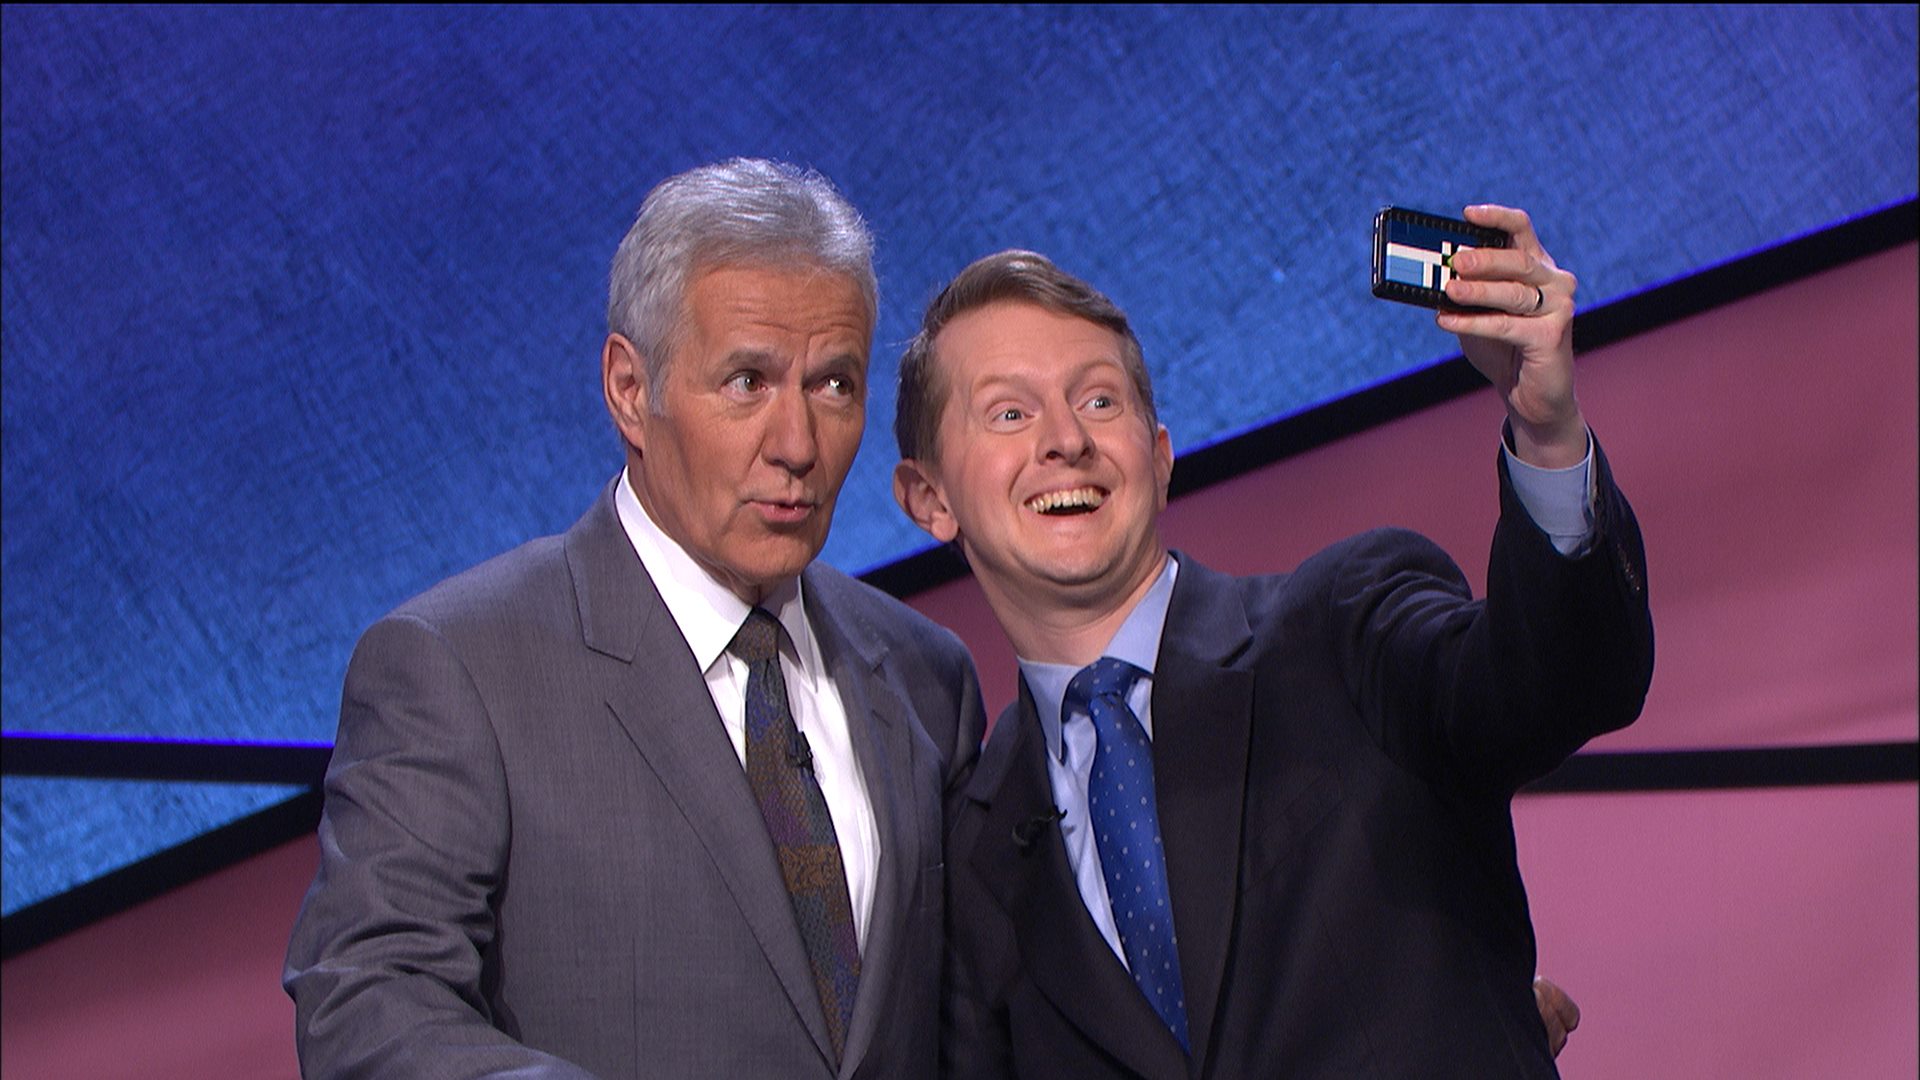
[{"xmin": 1371, "ymin": 206, "xmax": 1510, "ymax": 311}]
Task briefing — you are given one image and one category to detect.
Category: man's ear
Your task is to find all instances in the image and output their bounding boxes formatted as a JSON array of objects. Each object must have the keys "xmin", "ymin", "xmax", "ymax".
[
  {"xmin": 1152, "ymin": 423, "xmax": 1175, "ymax": 510},
  {"xmin": 602, "ymin": 334, "xmax": 651, "ymax": 449},
  {"xmin": 893, "ymin": 458, "xmax": 959, "ymax": 543}
]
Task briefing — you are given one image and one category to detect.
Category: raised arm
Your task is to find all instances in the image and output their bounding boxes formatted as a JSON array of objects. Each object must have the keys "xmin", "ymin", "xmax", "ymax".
[{"xmin": 1440, "ymin": 204, "xmax": 1587, "ymax": 469}]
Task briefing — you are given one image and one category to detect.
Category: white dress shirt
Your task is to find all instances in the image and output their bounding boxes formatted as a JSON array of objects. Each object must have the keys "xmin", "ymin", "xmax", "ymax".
[{"xmin": 615, "ymin": 469, "xmax": 879, "ymax": 949}]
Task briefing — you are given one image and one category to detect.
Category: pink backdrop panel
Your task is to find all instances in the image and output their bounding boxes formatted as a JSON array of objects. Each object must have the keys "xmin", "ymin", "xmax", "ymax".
[
  {"xmin": 1517, "ymin": 783, "xmax": 1920, "ymax": 1080},
  {"xmin": 929, "ymin": 243, "xmax": 1920, "ymax": 751},
  {"xmin": 1569, "ymin": 244, "xmax": 1918, "ymax": 752},
  {"xmin": 0, "ymin": 834, "xmax": 313, "ymax": 1079}
]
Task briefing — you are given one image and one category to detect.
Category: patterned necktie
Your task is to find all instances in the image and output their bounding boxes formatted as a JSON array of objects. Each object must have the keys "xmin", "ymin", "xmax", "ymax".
[
  {"xmin": 730, "ymin": 607, "xmax": 860, "ymax": 1064},
  {"xmin": 1065, "ymin": 656, "xmax": 1191, "ymax": 1052}
]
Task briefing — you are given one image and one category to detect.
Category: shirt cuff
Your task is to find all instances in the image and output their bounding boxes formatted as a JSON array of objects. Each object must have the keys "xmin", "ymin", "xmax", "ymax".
[{"xmin": 1503, "ymin": 432, "xmax": 1595, "ymax": 557}]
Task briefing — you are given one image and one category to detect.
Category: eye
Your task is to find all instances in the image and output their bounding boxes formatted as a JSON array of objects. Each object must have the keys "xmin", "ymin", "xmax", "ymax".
[
  {"xmin": 982, "ymin": 395, "xmax": 1036, "ymax": 430},
  {"xmin": 724, "ymin": 372, "xmax": 765, "ymax": 396},
  {"xmin": 815, "ymin": 373, "xmax": 859, "ymax": 400}
]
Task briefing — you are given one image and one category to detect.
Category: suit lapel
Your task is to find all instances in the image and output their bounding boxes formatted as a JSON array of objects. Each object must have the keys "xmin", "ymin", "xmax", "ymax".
[
  {"xmin": 1151, "ymin": 554, "xmax": 1256, "ymax": 1071},
  {"xmin": 967, "ymin": 680, "xmax": 1191, "ymax": 1080},
  {"xmin": 563, "ymin": 482, "xmax": 837, "ymax": 1067},
  {"xmin": 803, "ymin": 568, "xmax": 917, "ymax": 1078}
]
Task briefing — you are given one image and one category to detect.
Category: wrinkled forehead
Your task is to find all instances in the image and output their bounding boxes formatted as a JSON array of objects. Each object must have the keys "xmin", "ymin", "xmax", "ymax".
[
  {"xmin": 679, "ymin": 260, "xmax": 878, "ymax": 352},
  {"xmin": 688, "ymin": 252, "xmax": 878, "ymax": 322},
  {"xmin": 932, "ymin": 301, "xmax": 1131, "ymax": 399}
]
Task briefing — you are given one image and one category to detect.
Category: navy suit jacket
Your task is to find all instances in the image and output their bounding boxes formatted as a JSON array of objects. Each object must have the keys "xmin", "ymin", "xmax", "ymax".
[{"xmin": 942, "ymin": 443, "xmax": 1654, "ymax": 1079}]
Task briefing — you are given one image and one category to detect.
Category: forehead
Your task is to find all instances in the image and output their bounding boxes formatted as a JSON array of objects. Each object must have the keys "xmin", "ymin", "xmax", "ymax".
[
  {"xmin": 683, "ymin": 263, "xmax": 875, "ymax": 347},
  {"xmin": 932, "ymin": 300, "xmax": 1127, "ymax": 394}
]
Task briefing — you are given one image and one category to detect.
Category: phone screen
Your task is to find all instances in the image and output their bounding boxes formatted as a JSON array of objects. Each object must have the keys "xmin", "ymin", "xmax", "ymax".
[{"xmin": 1372, "ymin": 208, "xmax": 1510, "ymax": 309}]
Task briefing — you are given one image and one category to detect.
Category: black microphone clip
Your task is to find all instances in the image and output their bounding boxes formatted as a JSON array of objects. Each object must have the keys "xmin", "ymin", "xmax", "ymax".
[
  {"xmin": 1012, "ymin": 807, "xmax": 1066, "ymax": 853},
  {"xmin": 787, "ymin": 732, "xmax": 814, "ymax": 773}
]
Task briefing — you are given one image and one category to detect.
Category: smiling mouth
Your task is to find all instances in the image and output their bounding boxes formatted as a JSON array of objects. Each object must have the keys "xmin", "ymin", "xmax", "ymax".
[{"xmin": 1026, "ymin": 487, "xmax": 1107, "ymax": 515}]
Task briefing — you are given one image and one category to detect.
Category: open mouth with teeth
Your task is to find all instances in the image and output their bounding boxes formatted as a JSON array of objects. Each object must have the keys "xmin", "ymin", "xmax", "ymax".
[{"xmin": 1027, "ymin": 486, "xmax": 1107, "ymax": 516}]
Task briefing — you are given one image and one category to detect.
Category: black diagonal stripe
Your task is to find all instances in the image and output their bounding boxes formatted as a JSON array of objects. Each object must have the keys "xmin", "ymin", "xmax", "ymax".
[
  {"xmin": 1, "ymin": 787, "xmax": 323, "ymax": 960},
  {"xmin": 5, "ymin": 732, "xmax": 1914, "ymax": 794},
  {"xmin": 861, "ymin": 198, "xmax": 1918, "ymax": 601},
  {"xmin": 1523, "ymin": 741, "xmax": 1919, "ymax": 794},
  {"xmin": 1, "ymin": 734, "xmax": 332, "ymax": 785},
  {"xmin": 1, "ymin": 737, "xmax": 1912, "ymax": 960}
]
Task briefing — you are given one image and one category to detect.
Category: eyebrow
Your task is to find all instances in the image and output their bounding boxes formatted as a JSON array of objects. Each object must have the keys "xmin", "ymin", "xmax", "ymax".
[
  {"xmin": 717, "ymin": 348, "xmax": 867, "ymax": 381},
  {"xmin": 811, "ymin": 350, "xmax": 868, "ymax": 379},
  {"xmin": 714, "ymin": 345, "xmax": 765, "ymax": 364},
  {"xmin": 968, "ymin": 356, "xmax": 1126, "ymax": 397}
]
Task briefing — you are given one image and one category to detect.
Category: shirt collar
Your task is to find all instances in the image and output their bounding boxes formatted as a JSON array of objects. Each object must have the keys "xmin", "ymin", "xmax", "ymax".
[
  {"xmin": 615, "ymin": 467, "xmax": 821, "ymax": 691},
  {"xmin": 1019, "ymin": 554, "xmax": 1180, "ymax": 763}
]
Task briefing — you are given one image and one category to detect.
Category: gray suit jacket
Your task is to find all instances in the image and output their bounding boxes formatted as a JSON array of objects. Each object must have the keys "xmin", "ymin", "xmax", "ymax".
[{"xmin": 286, "ymin": 479, "xmax": 986, "ymax": 1078}]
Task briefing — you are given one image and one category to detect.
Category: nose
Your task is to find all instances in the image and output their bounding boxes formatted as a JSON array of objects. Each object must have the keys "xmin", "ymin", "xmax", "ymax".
[
  {"xmin": 1037, "ymin": 403, "xmax": 1094, "ymax": 465},
  {"xmin": 762, "ymin": 388, "xmax": 818, "ymax": 475}
]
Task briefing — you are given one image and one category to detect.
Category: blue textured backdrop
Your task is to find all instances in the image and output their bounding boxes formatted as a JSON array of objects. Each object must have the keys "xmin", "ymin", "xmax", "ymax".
[{"xmin": 3, "ymin": 5, "xmax": 1915, "ymax": 915}]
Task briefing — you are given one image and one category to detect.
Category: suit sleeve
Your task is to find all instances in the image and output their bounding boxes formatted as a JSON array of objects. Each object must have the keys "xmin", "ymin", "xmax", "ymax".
[
  {"xmin": 284, "ymin": 613, "xmax": 600, "ymax": 1080},
  {"xmin": 935, "ymin": 642, "xmax": 1007, "ymax": 1078},
  {"xmin": 940, "ymin": 637, "xmax": 989, "ymax": 802},
  {"xmin": 1329, "ymin": 434, "xmax": 1654, "ymax": 791},
  {"xmin": 939, "ymin": 701, "xmax": 1015, "ymax": 1080},
  {"xmin": 940, "ymin": 909, "xmax": 1015, "ymax": 1080}
]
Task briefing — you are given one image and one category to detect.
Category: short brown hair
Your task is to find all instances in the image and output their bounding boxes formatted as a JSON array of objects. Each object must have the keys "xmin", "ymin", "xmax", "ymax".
[{"xmin": 893, "ymin": 249, "xmax": 1157, "ymax": 463}]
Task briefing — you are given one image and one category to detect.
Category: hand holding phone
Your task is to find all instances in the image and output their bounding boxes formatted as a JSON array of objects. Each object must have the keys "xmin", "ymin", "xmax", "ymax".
[
  {"xmin": 1371, "ymin": 206, "xmax": 1511, "ymax": 312},
  {"xmin": 1373, "ymin": 202, "xmax": 1588, "ymax": 467}
]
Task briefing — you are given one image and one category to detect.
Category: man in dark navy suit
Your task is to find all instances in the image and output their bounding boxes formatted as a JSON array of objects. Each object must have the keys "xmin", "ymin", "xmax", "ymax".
[{"xmin": 892, "ymin": 207, "xmax": 1651, "ymax": 1078}]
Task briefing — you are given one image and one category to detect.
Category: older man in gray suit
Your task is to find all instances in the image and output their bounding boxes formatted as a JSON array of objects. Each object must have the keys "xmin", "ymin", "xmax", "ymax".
[{"xmin": 285, "ymin": 159, "xmax": 985, "ymax": 1079}]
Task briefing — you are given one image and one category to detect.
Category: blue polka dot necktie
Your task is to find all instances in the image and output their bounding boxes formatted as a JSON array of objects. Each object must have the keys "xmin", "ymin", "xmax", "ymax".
[
  {"xmin": 1065, "ymin": 656, "xmax": 1190, "ymax": 1052},
  {"xmin": 731, "ymin": 607, "xmax": 860, "ymax": 1065}
]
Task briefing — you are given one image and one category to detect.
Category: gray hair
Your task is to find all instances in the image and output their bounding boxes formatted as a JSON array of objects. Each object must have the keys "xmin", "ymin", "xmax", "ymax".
[{"xmin": 608, "ymin": 158, "xmax": 878, "ymax": 409}]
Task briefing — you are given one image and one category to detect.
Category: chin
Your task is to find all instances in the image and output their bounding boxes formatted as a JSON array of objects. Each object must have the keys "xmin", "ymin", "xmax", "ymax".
[
  {"xmin": 746, "ymin": 542, "xmax": 821, "ymax": 585},
  {"xmin": 1033, "ymin": 541, "xmax": 1157, "ymax": 593},
  {"xmin": 1029, "ymin": 557, "xmax": 1121, "ymax": 592}
]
